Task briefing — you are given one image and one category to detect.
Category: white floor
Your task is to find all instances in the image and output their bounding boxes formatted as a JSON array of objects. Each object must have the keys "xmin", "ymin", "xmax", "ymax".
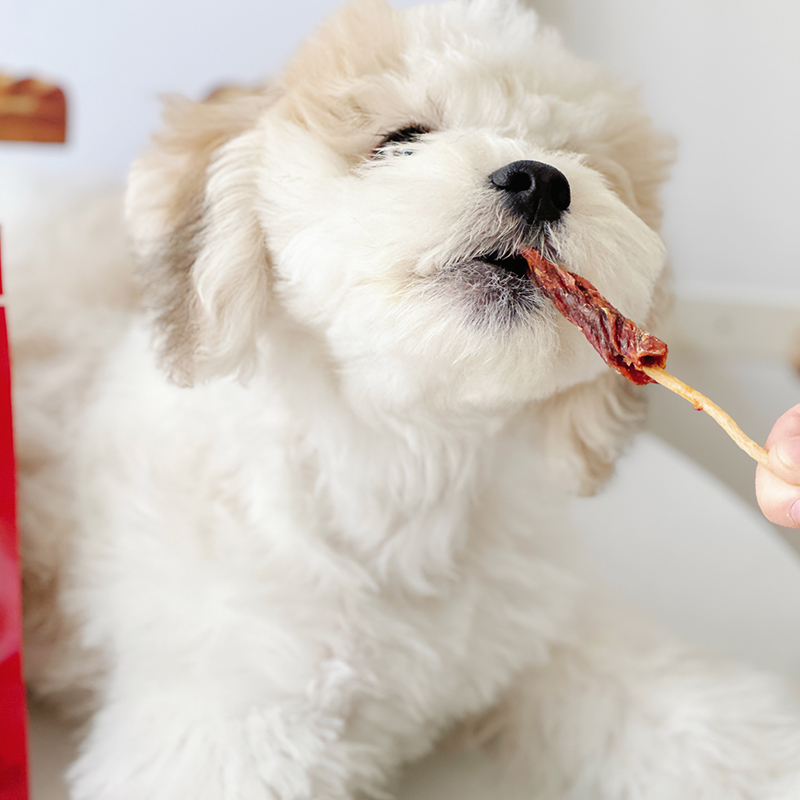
[{"xmin": 27, "ymin": 431, "xmax": 800, "ymax": 799}]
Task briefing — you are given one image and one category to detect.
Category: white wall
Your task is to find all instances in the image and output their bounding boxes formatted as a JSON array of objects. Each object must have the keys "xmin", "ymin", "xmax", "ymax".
[{"xmin": 1, "ymin": 0, "xmax": 799, "ymax": 295}]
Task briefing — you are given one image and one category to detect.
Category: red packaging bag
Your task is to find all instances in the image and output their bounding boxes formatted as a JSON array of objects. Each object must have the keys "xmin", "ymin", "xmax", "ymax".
[{"xmin": 0, "ymin": 234, "xmax": 28, "ymax": 800}]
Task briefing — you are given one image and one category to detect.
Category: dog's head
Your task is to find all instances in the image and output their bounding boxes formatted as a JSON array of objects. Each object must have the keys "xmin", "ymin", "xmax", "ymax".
[{"xmin": 127, "ymin": 0, "xmax": 673, "ymax": 492}]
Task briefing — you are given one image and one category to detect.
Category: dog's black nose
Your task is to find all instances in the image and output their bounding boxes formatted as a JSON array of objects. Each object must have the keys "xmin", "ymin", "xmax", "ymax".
[{"xmin": 489, "ymin": 160, "xmax": 571, "ymax": 225}]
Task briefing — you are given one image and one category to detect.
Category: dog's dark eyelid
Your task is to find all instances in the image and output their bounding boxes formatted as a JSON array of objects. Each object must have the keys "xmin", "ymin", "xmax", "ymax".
[
  {"xmin": 380, "ymin": 125, "xmax": 431, "ymax": 146},
  {"xmin": 374, "ymin": 124, "xmax": 432, "ymax": 154}
]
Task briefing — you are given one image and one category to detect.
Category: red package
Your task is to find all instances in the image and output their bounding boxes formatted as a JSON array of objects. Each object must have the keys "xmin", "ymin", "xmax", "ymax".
[{"xmin": 0, "ymin": 234, "xmax": 28, "ymax": 800}]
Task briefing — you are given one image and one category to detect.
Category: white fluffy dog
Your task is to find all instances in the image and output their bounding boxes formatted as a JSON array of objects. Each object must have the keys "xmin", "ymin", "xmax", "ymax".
[{"xmin": 11, "ymin": 0, "xmax": 800, "ymax": 798}]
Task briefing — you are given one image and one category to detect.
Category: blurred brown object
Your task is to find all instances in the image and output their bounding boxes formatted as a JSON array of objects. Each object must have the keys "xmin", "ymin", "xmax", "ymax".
[{"xmin": 0, "ymin": 74, "xmax": 67, "ymax": 143}]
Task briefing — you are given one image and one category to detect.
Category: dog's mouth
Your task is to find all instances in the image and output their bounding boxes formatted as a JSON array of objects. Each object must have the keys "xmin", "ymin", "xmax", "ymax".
[
  {"xmin": 430, "ymin": 246, "xmax": 544, "ymax": 328},
  {"xmin": 475, "ymin": 251, "xmax": 530, "ymax": 280},
  {"xmin": 433, "ymin": 241, "xmax": 561, "ymax": 327}
]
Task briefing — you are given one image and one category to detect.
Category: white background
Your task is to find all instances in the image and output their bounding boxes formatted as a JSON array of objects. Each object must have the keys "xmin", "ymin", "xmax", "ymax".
[{"xmin": 1, "ymin": 0, "xmax": 799, "ymax": 296}]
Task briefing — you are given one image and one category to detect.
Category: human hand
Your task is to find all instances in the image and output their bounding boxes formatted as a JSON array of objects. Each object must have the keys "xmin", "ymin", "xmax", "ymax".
[{"xmin": 756, "ymin": 405, "xmax": 800, "ymax": 527}]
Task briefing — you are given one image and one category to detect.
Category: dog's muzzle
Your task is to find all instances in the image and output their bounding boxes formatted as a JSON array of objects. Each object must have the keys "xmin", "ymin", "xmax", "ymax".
[{"xmin": 489, "ymin": 160, "xmax": 571, "ymax": 227}]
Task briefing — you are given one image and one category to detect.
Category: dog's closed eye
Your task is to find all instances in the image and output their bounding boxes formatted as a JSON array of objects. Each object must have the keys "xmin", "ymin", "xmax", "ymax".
[{"xmin": 372, "ymin": 124, "xmax": 432, "ymax": 157}]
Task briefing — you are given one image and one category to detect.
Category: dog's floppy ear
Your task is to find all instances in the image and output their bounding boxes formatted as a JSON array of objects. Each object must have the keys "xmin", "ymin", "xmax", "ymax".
[
  {"xmin": 537, "ymin": 370, "xmax": 647, "ymax": 496},
  {"xmin": 126, "ymin": 90, "xmax": 273, "ymax": 385}
]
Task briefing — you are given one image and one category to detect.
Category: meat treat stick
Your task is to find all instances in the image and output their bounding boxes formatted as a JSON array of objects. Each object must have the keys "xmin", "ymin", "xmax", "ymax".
[{"xmin": 522, "ymin": 248, "xmax": 769, "ymax": 467}]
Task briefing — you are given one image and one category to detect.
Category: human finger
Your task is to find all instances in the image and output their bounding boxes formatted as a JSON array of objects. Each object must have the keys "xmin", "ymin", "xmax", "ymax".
[
  {"xmin": 755, "ymin": 460, "xmax": 800, "ymax": 528},
  {"xmin": 764, "ymin": 405, "xmax": 800, "ymax": 486}
]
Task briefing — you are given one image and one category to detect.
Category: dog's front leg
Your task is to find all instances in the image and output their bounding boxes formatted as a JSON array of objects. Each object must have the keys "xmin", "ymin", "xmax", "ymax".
[
  {"xmin": 67, "ymin": 649, "xmax": 378, "ymax": 800},
  {"xmin": 481, "ymin": 595, "xmax": 800, "ymax": 800}
]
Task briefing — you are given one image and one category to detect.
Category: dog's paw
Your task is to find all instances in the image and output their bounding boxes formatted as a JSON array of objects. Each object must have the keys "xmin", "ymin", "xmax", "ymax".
[
  {"xmin": 66, "ymin": 699, "xmax": 363, "ymax": 800},
  {"xmin": 508, "ymin": 650, "xmax": 800, "ymax": 800}
]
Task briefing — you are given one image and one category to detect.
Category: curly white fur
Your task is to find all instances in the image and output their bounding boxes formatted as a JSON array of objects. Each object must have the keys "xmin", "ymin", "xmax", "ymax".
[{"xmin": 9, "ymin": 1, "xmax": 800, "ymax": 798}]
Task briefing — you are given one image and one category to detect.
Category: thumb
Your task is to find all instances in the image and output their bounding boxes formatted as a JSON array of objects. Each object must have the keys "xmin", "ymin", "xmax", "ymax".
[{"xmin": 765, "ymin": 404, "xmax": 800, "ymax": 486}]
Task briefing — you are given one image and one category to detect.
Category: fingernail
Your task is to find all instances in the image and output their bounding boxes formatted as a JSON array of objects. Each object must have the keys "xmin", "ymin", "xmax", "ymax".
[
  {"xmin": 791, "ymin": 498, "xmax": 800, "ymax": 527},
  {"xmin": 774, "ymin": 437, "xmax": 800, "ymax": 471}
]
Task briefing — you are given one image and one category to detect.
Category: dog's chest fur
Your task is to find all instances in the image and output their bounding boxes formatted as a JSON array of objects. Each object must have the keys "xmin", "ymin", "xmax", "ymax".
[{"xmin": 64, "ymin": 323, "xmax": 576, "ymax": 759}]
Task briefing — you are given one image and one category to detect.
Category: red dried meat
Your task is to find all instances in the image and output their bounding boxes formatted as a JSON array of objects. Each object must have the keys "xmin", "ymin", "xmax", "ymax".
[{"xmin": 521, "ymin": 248, "xmax": 667, "ymax": 386}]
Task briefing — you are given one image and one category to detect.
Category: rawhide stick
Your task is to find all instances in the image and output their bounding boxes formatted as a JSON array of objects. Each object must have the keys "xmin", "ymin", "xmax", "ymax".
[{"xmin": 521, "ymin": 248, "xmax": 769, "ymax": 467}]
